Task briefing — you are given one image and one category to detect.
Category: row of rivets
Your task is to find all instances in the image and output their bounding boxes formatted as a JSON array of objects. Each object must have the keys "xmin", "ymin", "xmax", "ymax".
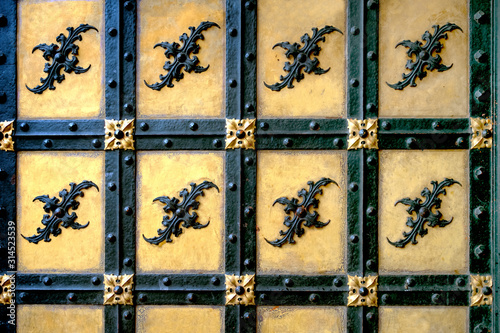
[{"xmin": 259, "ymin": 292, "xmax": 321, "ymax": 303}]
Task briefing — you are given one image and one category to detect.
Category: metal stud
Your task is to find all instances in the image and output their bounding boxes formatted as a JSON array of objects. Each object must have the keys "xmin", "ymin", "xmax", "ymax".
[
  {"xmin": 108, "ymin": 28, "xmax": 117, "ymax": 37},
  {"xmin": 163, "ymin": 139, "xmax": 173, "ymax": 148},
  {"xmin": 43, "ymin": 139, "xmax": 53, "ymax": 148}
]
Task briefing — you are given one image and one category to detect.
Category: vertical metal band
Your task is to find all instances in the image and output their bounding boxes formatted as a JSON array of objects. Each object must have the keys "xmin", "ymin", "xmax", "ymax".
[
  {"xmin": 225, "ymin": 150, "xmax": 242, "ymax": 274},
  {"xmin": 365, "ymin": 0, "xmax": 379, "ymax": 119},
  {"xmin": 105, "ymin": 151, "xmax": 120, "ymax": 273},
  {"xmin": 347, "ymin": 149, "xmax": 363, "ymax": 274},
  {"xmin": 226, "ymin": 0, "xmax": 242, "ymax": 118},
  {"xmin": 346, "ymin": 0, "xmax": 364, "ymax": 118}
]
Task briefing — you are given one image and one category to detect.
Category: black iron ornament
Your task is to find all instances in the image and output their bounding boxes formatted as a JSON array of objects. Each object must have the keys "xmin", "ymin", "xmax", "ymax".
[
  {"xmin": 266, "ymin": 178, "xmax": 338, "ymax": 247},
  {"xmin": 143, "ymin": 181, "xmax": 219, "ymax": 245},
  {"xmin": 388, "ymin": 178, "xmax": 461, "ymax": 248},
  {"xmin": 264, "ymin": 26, "xmax": 342, "ymax": 91},
  {"xmin": 387, "ymin": 23, "xmax": 462, "ymax": 90},
  {"xmin": 22, "ymin": 181, "xmax": 99, "ymax": 244},
  {"xmin": 144, "ymin": 21, "xmax": 220, "ymax": 91},
  {"xmin": 26, "ymin": 24, "xmax": 98, "ymax": 94}
]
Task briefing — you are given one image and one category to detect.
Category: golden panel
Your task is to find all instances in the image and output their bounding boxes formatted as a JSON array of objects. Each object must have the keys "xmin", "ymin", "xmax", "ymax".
[
  {"xmin": 137, "ymin": 0, "xmax": 225, "ymax": 118},
  {"xmin": 225, "ymin": 118, "xmax": 256, "ymax": 149},
  {"xmin": 257, "ymin": 0, "xmax": 346, "ymax": 118},
  {"xmin": 348, "ymin": 119, "xmax": 378, "ymax": 150},
  {"xmin": 379, "ymin": 150, "xmax": 468, "ymax": 274},
  {"xmin": 225, "ymin": 274, "xmax": 255, "ymax": 306},
  {"xmin": 18, "ymin": 305, "xmax": 104, "ymax": 333},
  {"xmin": 257, "ymin": 151, "xmax": 346, "ymax": 275},
  {"xmin": 379, "ymin": 0, "xmax": 469, "ymax": 118},
  {"xmin": 348, "ymin": 275, "xmax": 378, "ymax": 307},
  {"xmin": 18, "ymin": 0, "xmax": 104, "ymax": 119},
  {"xmin": 104, "ymin": 119, "xmax": 135, "ymax": 150},
  {"xmin": 257, "ymin": 306, "xmax": 346, "ymax": 333},
  {"xmin": 17, "ymin": 152, "xmax": 105, "ymax": 273},
  {"xmin": 136, "ymin": 152, "xmax": 224, "ymax": 273},
  {"xmin": 379, "ymin": 307, "xmax": 468, "ymax": 333},
  {"xmin": 104, "ymin": 274, "xmax": 134, "ymax": 305},
  {"xmin": 136, "ymin": 306, "xmax": 224, "ymax": 333},
  {"xmin": 0, "ymin": 120, "xmax": 14, "ymax": 151},
  {"xmin": 470, "ymin": 275, "xmax": 493, "ymax": 306},
  {"xmin": 470, "ymin": 118, "xmax": 493, "ymax": 149}
]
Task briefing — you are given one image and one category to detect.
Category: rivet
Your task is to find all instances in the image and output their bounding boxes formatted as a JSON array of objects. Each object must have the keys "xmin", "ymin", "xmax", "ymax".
[
  {"xmin": 309, "ymin": 121, "xmax": 319, "ymax": 131},
  {"xmin": 244, "ymin": 103, "xmax": 255, "ymax": 113},
  {"xmin": 367, "ymin": 51, "xmax": 377, "ymax": 61},
  {"xmin": 482, "ymin": 286, "xmax": 492, "ymax": 296},
  {"xmin": 474, "ymin": 324, "xmax": 488, "ymax": 333},
  {"xmin": 474, "ymin": 50, "xmax": 488, "ymax": 63},
  {"xmin": 405, "ymin": 278, "xmax": 416, "ymax": 287},
  {"xmin": 43, "ymin": 277, "xmax": 53, "ymax": 286},
  {"xmin": 124, "ymin": 52, "xmax": 133, "ymax": 62},
  {"xmin": 123, "ymin": 258, "xmax": 133, "ymax": 266},
  {"xmin": 0, "ymin": 92, "xmax": 6, "ymax": 104},
  {"xmin": 228, "ymin": 234, "xmax": 237, "ymax": 243},
  {"xmin": 91, "ymin": 276, "xmax": 101, "ymax": 285},
  {"xmin": 0, "ymin": 169, "xmax": 7, "ymax": 180},
  {"xmin": 244, "ymin": 206, "xmax": 254, "ymax": 217},
  {"xmin": 284, "ymin": 278, "xmax": 294, "ymax": 287},
  {"xmin": 124, "ymin": 206, "xmax": 133, "ymax": 216},
  {"xmin": 474, "ymin": 10, "xmax": 488, "ymax": 24},
  {"xmin": 229, "ymin": 79, "xmax": 237, "ymax": 88},
  {"xmin": 482, "ymin": 129, "xmax": 492, "ymax": 138},
  {"xmin": 212, "ymin": 139, "xmax": 222, "ymax": 148},
  {"xmin": 474, "ymin": 244, "xmax": 486, "ymax": 258},
  {"xmin": 124, "ymin": 1, "xmax": 134, "ymax": 10},
  {"xmin": 140, "ymin": 122, "xmax": 149, "ymax": 131},
  {"xmin": 432, "ymin": 121, "xmax": 442, "ymax": 130},
  {"xmin": 19, "ymin": 292, "xmax": 27, "ymax": 301},
  {"xmin": 350, "ymin": 26, "xmax": 360, "ymax": 35},
  {"xmin": 211, "ymin": 277, "xmax": 220, "ymax": 286},
  {"xmin": 350, "ymin": 78, "xmax": 359, "ymax": 87},
  {"xmin": 138, "ymin": 293, "xmax": 147, "ymax": 302},
  {"xmin": 123, "ymin": 311, "xmax": 133, "ymax": 320},
  {"xmin": 245, "ymin": 53, "xmax": 255, "ymax": 61},
  {"xmin": 162, "ymin": 277, "xmax": 171, "ymax": 286},
  {"xmin": 108, "ymin": 79, "xmax": 117, "ymax": 88},
  {"xmin": 333, "ymin": 138, "xmax": 343, "ymax": 148},
  {"xmin": 68, "ymin": 122, "xmax": 78, "ymax": 131},
  {"xmin": 431, "ymin": 293, "xmax": 442, "ymax": 304},
  {"xmin": 20, "ymin": 122, "xmax": 29, "ymax": 131},
  {"xmin": 349, "ymin": 235, "xmax": 359, "ymax": 243},
  {"xmin": 163, "ymin": 139, "xmax": 173, "ymax": 148},
  {"xmin": 366, "ymin": 156, "xmax": 377, "ymax": 166},
  {"xmin": 455, "ymin": 277, "xmax": 466, "ymax": 287},
  {"xmin": 381, "ymin": 294, "xmax": 389, "ymax": 304},
  {"xmin": 228, "ymin": 183, "xmax": 237, "ymax": 191},
  {"xmin": 245, "ymin": 157, "xmax": 254, "ymax": 166},
  {"xmin": 260, "ymin": 122, "xmax": 269, "ymax": 130},
  {"xmin": 366, "ymin": 312, "xmax": 375, "ymax": 322},
  {"xmin": 123, "ymin": 103, "xmax": 133, "ymax": 114},
  {"xmin": 366, "ymin": 259, "xmax": 376, "ymax": 270},
  {"xmin": 107, "ymin": 182, "xmax": 117, "ymax": 191},
  {"xmin": 124, "ymin": 156, "xmax": 134, "ymax": 165},
  {"xmin": 333, "ymin": 278, "xmax": 343, "ymax": 287},
  {"xmin": 244, "ymin": 258, "xmax": 253, "ymax": 268},
  {"xmin": 366, "ymin": 206, "xmax": 376, "ymax": 216},
  {"xmin": 189, "ymin": 122, "xmax": 198, "ymax": 131},
  {"xmin": 43, "ymin": 139, "xmax": 53, "ymax": 148},
  {"xmin": 283, "ymin": 138, "xmax": 293, "ymax": 147},
  {"xmin": 381, "ymin": 121, "xmax": 391, "ymax": 130},
  {"xmin": 474, "ymin": 87, "xmax": 487, "ymax": 102},
  {"xmin": 108, "ymin": 28, "xmax": 118, "ymax": 37},
  {"xmin": 186, "ymin": 293, "xmax": 196, "ymax": 302},
  {"xmin": 366, "ymin": 103, "xmax": 377, "ymax": 113},
  {"xmin": 67, "ymin": 293, "xmax": 77, "ymax": 302},
  {"xmin": 92, "ymin": 139, "xmax": 102, "ymax": 148},
  {"xmin": 474, "ymin": 206, "xmax": 488, "ymax": 220},
  {"xmin": 359, "ymin": 287, "xmax": 369, "ymax": 296},
  {"xmin": 406, "ymin": 137, "xmax": 418, "ymax": 149},
  {"xmin": 229, "ymin": 28, "xmax": 237, "ymax": 37},
  {"xmin": 0, "ymin": 15, "xmax": 7, "ymax": 27},
  {"xmin": 349, "ymin": 182, "xmax": 358, "ymax": 192},
  {"xmin": 106, "ymin": 233, "xmax": 116, "ymax": 243},
  {"xmin": 245, "ymin": 1, "xmax": 255, "ymax": 10},
  {"xmin": 474, "ymin": 167, "xmax": 487, "ymax": 180},
  {"xmin": 243, "ymin": 312, "xmax": 254, "ymax": 321},
  {"xmin": 0, "ymin": 53, "xmax": 6, "ymax": 65},
  {"xmin": 367, "ymin": 0, "xmax": 378, "ymax": 10},
  {"xmin": 309, "ymin": 293, "xmax": 319, "ymax": 303},
  {"xmin": 455, "ymin": 137, "xmax": 465, "ymax": 147}
]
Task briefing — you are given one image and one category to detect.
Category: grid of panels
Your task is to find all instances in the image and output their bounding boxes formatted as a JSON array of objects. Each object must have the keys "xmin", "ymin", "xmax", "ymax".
[{"xmin": 0, "ymin": 0, "xmax": 497, "ymax": 332}]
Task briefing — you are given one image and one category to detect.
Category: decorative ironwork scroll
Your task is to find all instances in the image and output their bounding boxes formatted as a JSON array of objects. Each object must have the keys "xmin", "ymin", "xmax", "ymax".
[
  {"xmin": 266, "ymin": 177, "xmax": 338, "ymax": 247},
  {"xmin": 143, "ymin": 181, "xmax": 219, "ymax": 245},
  {"xmin": 387, "ymin": 178, "xmax": 461, "ymax": 248},
  {"xmin": 22, "ymin": 180, "xmax": 99, "ymax": 244},
  {"xmin": 387, "ymin": 23, "xmax": 462, "ymax": 90},
  {"xmin": 264, "ymin": 25, "xmax": 342, "ymax": 91},
  {"xmin": 144, "ymin": 21, "xmax": 220, "ymax": 91},
  {"xmin": 26, "ymin": 24, "xmax": 98, "ymax": 94}
]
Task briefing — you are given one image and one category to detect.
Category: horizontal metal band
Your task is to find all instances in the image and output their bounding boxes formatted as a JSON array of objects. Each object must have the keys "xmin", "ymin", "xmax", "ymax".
[
  {"xmin": 17, "ymin": 273, "xmax": 104, "ymax": 291},
  {"xmin": 135, "ymin": 274, "xmax": 225, "ymax": 291},
  {"xmin": 378, "ymin": 291, "xmax": 469, "ymax": 306}
]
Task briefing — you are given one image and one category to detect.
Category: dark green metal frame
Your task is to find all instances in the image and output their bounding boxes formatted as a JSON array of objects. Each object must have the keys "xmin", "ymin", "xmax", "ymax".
[{"xmin": 0, "ymin": 0, "xmax": 496, "ymax": 332}]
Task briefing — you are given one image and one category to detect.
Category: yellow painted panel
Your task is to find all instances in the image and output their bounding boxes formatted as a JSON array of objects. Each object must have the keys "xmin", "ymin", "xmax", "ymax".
[
  {"xmin": 18, "ymin": 305, "xmax": 104, "ymax": 333},
  {"xmin": 136, "ymin": 152, "xmax": 224, "ymax": 273},
  {"xmin": 379, "ymin": 0, "xmax": 468, "ymax": 118},
  {"xmin": 17, "ymin": 152, "xmax": 105, "ymax": 273},
  {"xmin": 18, "ymin": 0, "xmax": 104, "ymax": 119},
  {"xmin": 137, "ymin": 0, "xmax": 225, "ymax": 118},
  {"xmin": 257, "ymin": 0, "xmax": 346, "ymax": 118},
  {"xmin": 257, "ymin": 306, "xmax": 346, "ymax": 333},
  {"xmin": 136, "ymin": 306, "xmax": 224, "ymax": 333},
  {"xmin": 379, "ymin": 150, "xmax": 468, "ymax": 274},
  {"xmin": 257, "ymin": 151, "xmax": 346, "ymax": 274},
  {"xmin": 379, "ymin": 307, "xmax": 468, "ymax": 333}
]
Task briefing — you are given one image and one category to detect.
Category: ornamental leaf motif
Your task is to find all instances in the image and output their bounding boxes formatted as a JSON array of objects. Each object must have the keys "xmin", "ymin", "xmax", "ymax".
[
  {"xmin": 22, "ymin": 180, "xmax": 99, "ymax": 244},
  {"xmin": 26, "ymin": 24, "xmax": 98, "ymax": 94},
  {"xmin": 387, "ymin": 178, "xmax": 461, "ymax": 248},
  {"xmin": 264, "ymin": 26, "xmax": 343, "ymax": 91},
  {"xmin": 144, "ymin": 21, "xmax": 220, "ymax": 91},
  {"xmin": 266, "ymin": 178, "xmax": 338, "ymax": 247},
  {"xmin": 143, "ymin": 181, "xmax": 219, "ymax": 245},
  {"xmin": 387, "ymin": 23, "xmax": 462, "ymax": 90}
]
